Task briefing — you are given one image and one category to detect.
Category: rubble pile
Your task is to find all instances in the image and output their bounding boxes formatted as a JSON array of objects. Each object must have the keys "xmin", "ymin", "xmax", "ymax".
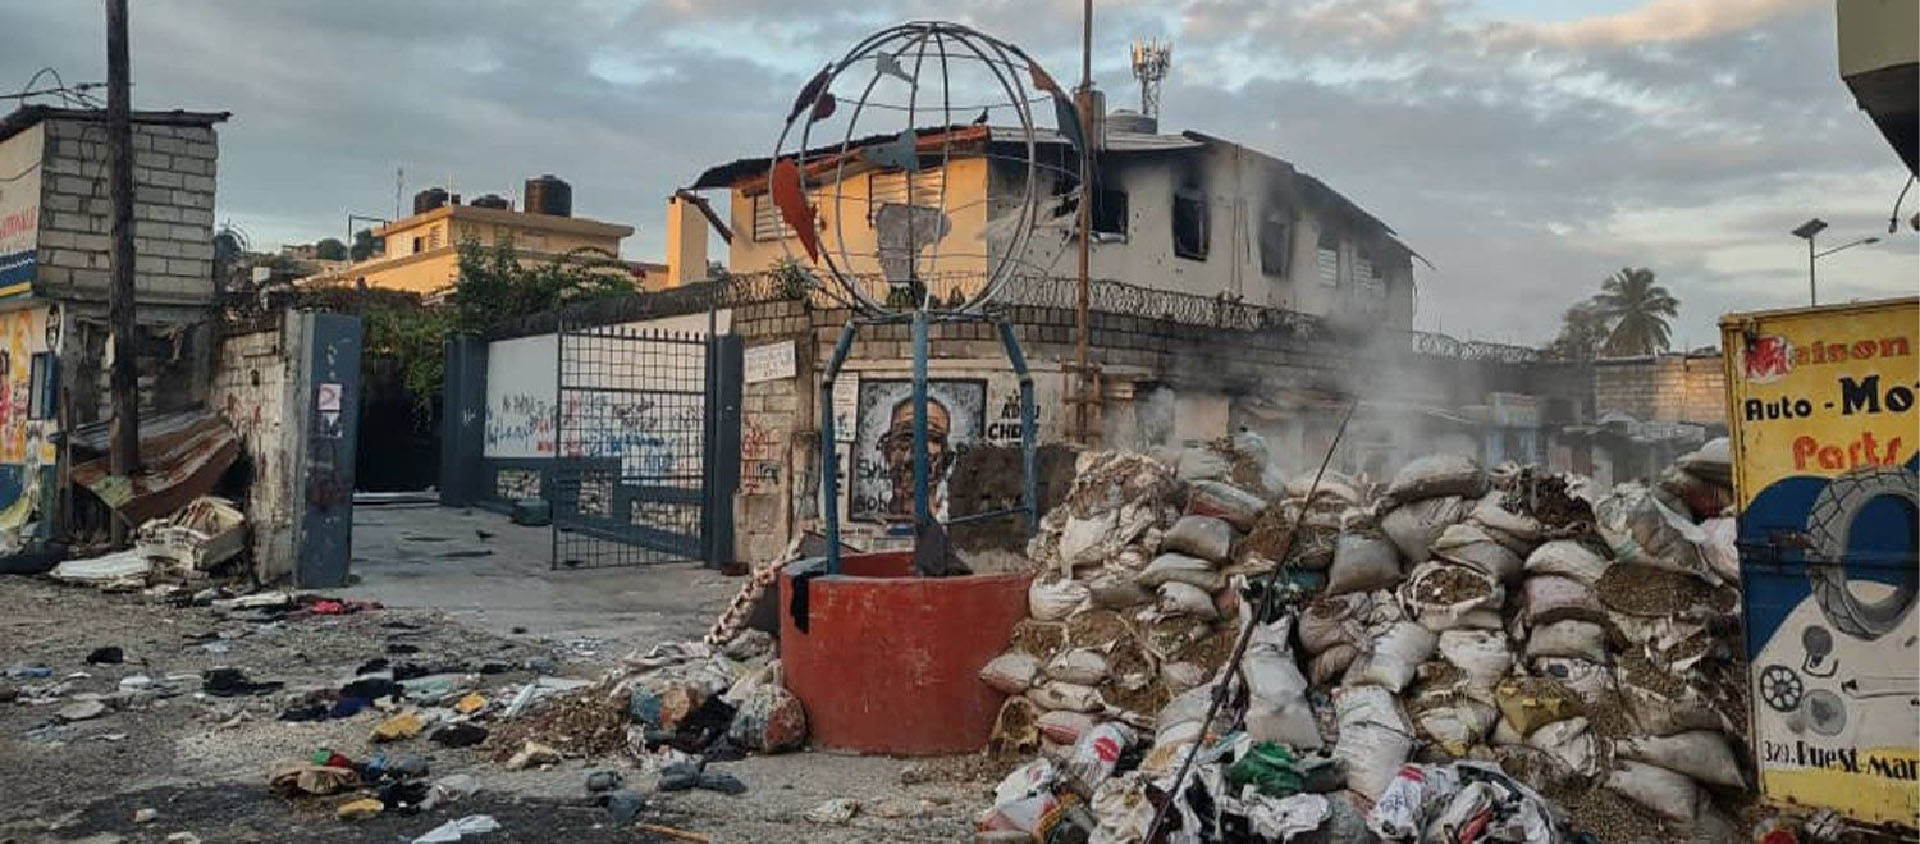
[{"xmin": 979, "ymin": 439, "xmax": 1753, "ymax": 843}]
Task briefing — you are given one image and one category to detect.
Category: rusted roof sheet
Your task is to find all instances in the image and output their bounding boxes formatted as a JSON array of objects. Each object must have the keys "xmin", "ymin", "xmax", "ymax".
[{"xmin": 70, "ymin": 411, "xmax": 241, "ymax": 524}]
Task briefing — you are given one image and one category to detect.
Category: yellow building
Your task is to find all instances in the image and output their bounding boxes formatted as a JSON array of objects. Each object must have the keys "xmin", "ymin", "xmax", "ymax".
[{"xmin": 305, "ymin": 200, "xmax": 654, "ymax": 295}]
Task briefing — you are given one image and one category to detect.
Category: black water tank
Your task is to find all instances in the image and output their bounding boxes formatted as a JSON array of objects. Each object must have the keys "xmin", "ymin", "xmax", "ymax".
[
  {"xmin": 523, "ymin": 174, "xmax": 572, "ymax": 217},
  {"xmin": 471, "ymin": 193, "xmax": 510, "ymax": 210},
  {"xmin": 413, "ymin": 187, "xmax": 449, "ymax": 215}
]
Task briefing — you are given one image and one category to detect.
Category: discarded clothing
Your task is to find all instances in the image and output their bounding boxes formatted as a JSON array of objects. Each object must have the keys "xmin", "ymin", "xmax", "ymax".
[
  {"xmin": 203, "ymin": 668, "xmax": 282, "ymax": 697},
  {"xmin": 340, "ymin": 677, "xmax": 404, "ymax": 702},
  {"xmin": 430, "ymin": 723, "xmax": 489, "ymax": 748}
]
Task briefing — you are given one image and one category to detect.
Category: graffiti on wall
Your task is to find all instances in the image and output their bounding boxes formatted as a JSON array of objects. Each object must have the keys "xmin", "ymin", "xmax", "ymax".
[
  {"xmin": 555, "ymin": 391, "xmax": 701, "ymax": 479},
  {"xmin": 849, "ymin": 379, "xmax": 985, "ymax": 523},
  {"xmin": 486, "ymin": 393, "xmax": 555, "ymax": 456}
]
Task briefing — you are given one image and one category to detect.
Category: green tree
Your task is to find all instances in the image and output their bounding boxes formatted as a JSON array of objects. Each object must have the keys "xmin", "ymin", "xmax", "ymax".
[
  {"xmin": 450, "ymin": 237, "xmax": 634, "ymax": 332},
  {"xmin": 1593, "ymin": 267, "xmax": 1677, "ymax": 357},
  {"xmin": 1545, "ymin": 300, "xmax": 1609, "ymax": 361},
  {"xmin": 349, "ymin": 228, "xmax": 382, "ymax": 261},
  {"xmin": 313, "ymin": 237, "xmax": 349, "ymax": 261}
]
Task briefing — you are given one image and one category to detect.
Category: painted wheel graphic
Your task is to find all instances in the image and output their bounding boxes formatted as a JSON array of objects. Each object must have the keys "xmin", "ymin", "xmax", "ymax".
[
  {"xmin": 1760, "ymin": 664, "xmax": 1804, "ymax": 713},
  {"xmin": 1806, "ymin": 466, "xmax": 1919, "ymax": 641}
]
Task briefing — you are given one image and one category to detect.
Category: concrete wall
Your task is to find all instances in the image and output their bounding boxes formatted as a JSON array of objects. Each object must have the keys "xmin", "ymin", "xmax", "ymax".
[
  {"xmin": 35, "ymin": 118, "xmax": 218, "ymax": 308},
  {"xmin": 210, "ymin": 324, "xmax": 295, "ymax": 577},
  {"xmin": 1593, "ymin": 352, "xmax": 1727, "ymax": 425}
]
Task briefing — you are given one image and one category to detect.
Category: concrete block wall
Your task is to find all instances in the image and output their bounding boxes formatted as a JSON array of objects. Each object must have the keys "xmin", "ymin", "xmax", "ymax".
[
  {"xmin": 1594, "ymin": 353, "xmax": 1726, "ymax": 425},
  {"xmin": 35, "ymin": 118, "xmax": 218, "ymax": 307},
  {"xmin": 209, "ymin": 325, "xmax": 294, "ymax": 578}
]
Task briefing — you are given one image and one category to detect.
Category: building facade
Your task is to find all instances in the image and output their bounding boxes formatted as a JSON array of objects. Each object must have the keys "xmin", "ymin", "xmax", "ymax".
[{"xmin": 0, "ymin": 105, "xmax": 228, "ymax": 536}]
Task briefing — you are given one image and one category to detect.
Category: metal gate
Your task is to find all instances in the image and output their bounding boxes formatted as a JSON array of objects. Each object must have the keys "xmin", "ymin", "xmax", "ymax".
[{"xmin": 551, "ymin": 324, "xmax": 740, "ymax": 569}]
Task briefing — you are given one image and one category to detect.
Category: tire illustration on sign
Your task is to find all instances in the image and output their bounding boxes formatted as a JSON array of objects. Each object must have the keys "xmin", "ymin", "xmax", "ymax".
[
  {"xmin": 1759, "ymin": 664, "xmax": 1804, "ymax": 713},
  {"xmin": 1804, "ymin": 466, "xmax": 1919, "ymax": 641}
]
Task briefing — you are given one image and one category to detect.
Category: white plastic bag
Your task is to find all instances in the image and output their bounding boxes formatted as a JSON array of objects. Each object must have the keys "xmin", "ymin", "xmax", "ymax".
[
  {"xmin": 1243, "ymin": 618, "xmax": 1322, "ymax": 750},
  {"xmin": 1357, "ymin": 622, "xmax": 1438, "ymax": 692},
  {"xmin": 1029, "ymin": 579, "xmax": 1090, "ymax": 621},
  {"xmin": 1520, "ymin": 575, "xmax": 1606, "ymax": 625},
  {"xmin": 1334, "ymin": 685, "xmax": 1415, "ymax": 800},
  {"xmin": 1415, "ymin": 696, "xmax": 1498, "ymax": 755},
  {"xmin": 1066, "ymin": 723, "xmax": 1135, "ymax": 792},
  {"xmin": 1525, "ymin": 716, "xmax": 1600, "ymax": 777},
  {"xmin": 980, "ymin": 651, "xmax": 1042, "ymax": 694},
  {"xmin": 1367, "ymin": 764, "xmax": 1460, "ymax": 841},
  {"xmin": 1699, "ymin": 516, "xmax": 1739, "ymax": 584},
  {"xmin": 1037, "ymin": 710, "xmax": 1096, "ymax": 745},
  {"xmin": 1594, "ymin": 484, "xmax": 1715, "ymax": 581}
]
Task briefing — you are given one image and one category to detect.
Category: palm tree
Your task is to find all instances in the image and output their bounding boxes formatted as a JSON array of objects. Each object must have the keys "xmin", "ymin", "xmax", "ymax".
[{"xmin": 1593, "ymin": 267, "xmax": 1678, "ymax": 356}]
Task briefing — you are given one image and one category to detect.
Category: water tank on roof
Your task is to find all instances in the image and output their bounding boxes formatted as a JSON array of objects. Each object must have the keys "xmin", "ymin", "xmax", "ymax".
[
  {"xmin": 413, "ymin": 187, "xmax": 449, "ymax": 215},
  {"xmin": 524, "ymin": 174, "xmax": 572, "ymax": 217},
  {"xmin": 1106, "ymin": 108, "xmax": 1157, "ymax": 135},
  {"xmin": 470, "ymin": 193, "xmax": 511, "ymax": 210}
]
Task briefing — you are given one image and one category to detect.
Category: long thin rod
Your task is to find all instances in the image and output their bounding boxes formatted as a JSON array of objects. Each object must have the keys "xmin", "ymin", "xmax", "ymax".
[
  {"xmin": 105, "ymin": 0, "xmax": 139, "ymax": 547},
  {"xmin": 1074, "ymin": 0, "xmax": 1094, "ymax": 444},
  {"xmin": 1143, "ymin": 396, "xmax": 1361, "ymax": 841}
]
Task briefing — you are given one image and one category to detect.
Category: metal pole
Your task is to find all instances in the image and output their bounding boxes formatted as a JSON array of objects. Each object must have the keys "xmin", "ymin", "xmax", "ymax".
[
  {"xmin": 910, "ymin": 312, "xmax": 931, "ymax": 528},
  {"xmin": 105, "ymin": 0, "xmax": 139, "ymax": 547},
  {"xmin": 1807, "ymin": 235, "xmax": 1817, "ymax": 306},
  {"xmin": 1073, "ymin": 0, "xmax": 1093, "ymax": 444},
  {"xmin": 820, "ymin": 321, "xmax": 856, "ymax": 575},
  {"xmin": 997, "ymin": 321, "xmax": 1038, "ymax": 537}
]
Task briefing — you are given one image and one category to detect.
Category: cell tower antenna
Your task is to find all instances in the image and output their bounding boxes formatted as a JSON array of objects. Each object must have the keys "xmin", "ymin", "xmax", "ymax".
[{"xmin": 1130, "ymin": 38, "xmax": 1172, "ymax": 118}]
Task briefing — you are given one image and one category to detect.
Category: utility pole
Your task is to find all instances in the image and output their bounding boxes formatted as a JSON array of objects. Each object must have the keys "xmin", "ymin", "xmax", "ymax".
[
  {"xmin": 1070, "ymin": 0, "xmax": 1097, "ymax": 444},
  {"xmin": 106, "ymin": 0, "xmax": 140, "ymax": 546}
]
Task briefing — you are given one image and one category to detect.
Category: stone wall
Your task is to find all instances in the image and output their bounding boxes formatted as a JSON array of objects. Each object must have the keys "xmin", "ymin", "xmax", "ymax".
[
  {"xmin": 1593, "ymin": 352, "xmax": 1727, "ymax": 426},
  {"xmin": 35, "ymin": 117, "xmax": 219, "ymax": 309}
]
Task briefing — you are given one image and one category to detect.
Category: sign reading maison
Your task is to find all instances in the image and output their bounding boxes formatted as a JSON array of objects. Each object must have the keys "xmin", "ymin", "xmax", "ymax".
[{"xmin": 0, "ymin": 123, "xmax": 43, "ymax": 297}]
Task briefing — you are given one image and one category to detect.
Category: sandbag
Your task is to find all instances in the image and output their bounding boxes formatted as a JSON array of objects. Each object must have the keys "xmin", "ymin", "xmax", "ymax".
[
  {"xmin": 1615, "ymin": 730, "xmax": 1744, "ymax": 788},
  {"xmin": 1037, "ymin": 710, "xmax": 1096, "ymax": 745},
  {"xmin": 1356, "ymin": 622, "xmax": 1438, "ymax": 692},
  {"xmin": 1525, "ymin": 716, "xmax": 1600, "ymax": 777},
  {"xmin": 1431, "ymin": 523, "xmax": 1523, "ymax": 583},
  {"xmin": 1028, "ymin": 681, "xmax": 1105, "ymax": 713},
  {"xmin": 1162, "ymin": 515, "xmax": 1235, "ymax": 563},
  {"xmin": 1156, "ymin": 581, "xmax": 1219, "ymax": 619},
  {"xmin": 1175, "ymin": 446, "xmax": 1232, "ymax": 482},
  {"xmin": 1187, "ymin": 480, "xmax": 1266, "ymax": 530},
  {"xmin": 1607, "ymin": 759, "xmax": 1702, "ymax": 822},
  {"xmin": 1658, "ymin": 466, "xmax": 1734, "ymax": 522},
  {"xmin": 1243, "ymin": 623, "xmax": 1320, "ymax": 749},
  {"xmin": 1437, "ymin": 629, "xmax": 1513, "ymax": 698},
  {"xmin": 727, "ymin": 682, "xmax": 807, "ymax": 753},
  {"xmin": 1334, "ymin": 685, "xmax": 1415, "ymax": 800},
  {"xmin": 1300, "ymin": 592, "xmax": 1371, "ymax": 655},
  {"xmin": 1162, "ymin": 662, "xmax": 1208, "ymax": 693},
  {"xmin": 1520, "ymin": 575, "xmax": 1606, "ymax": 626},
  {"xmin": 1308, "ymin": 644, "xmax": 1360, "ymax": 686},
  {"xmin": 1524, "ymin": 619, "xmax": 1609, "ymax": 664},
  {"xmin": 1387, "ymin": 455, "xmax": 1486, "ymax": 502},
  {"xmin": 1401, "ymin": 561, "xmax": 1504, "ymax": 632},
  {"xmin": 1530, "ymin": 657, "xmax": 1614, "ymax": 706},
  {"xmin": 1414, "ymin": 696, "xmax": 1498, "ymax": 756},
  {"xmin": 1380, "ymin": 496, "xmax": 1470, "ymax": 562},
  {"xmin": 1524, "ymin": 540, "xmax": 1611, "ymax": 585},
  {"xmin": 1136, "ymin": 553, "xmax": 1224, "ymax": 591},
  {"xmin": 1326, "ymin": 531, "xmax": 1403, "ymax": 595},
  {"xmin": 1593, "ymin": 484, "xmax": 1715, "ymax": 581},
  {"xmin": 1470, "ymin": 496, "xmax": 1542, "ymax": 542},
  {"xmin": 1058, "ymin": 512, "xmax": 1120, "ymax": 568},
  {"xmin": 1368, "ymin": 764, "xmax": 1460, "ymax": 841},
  {"xmin": 1698, "ymin": 517, "xmax": 1739, "ymax": 584},
  {"xmin": 981, "ymin": 651, "xmax": 1042, "ymax": 694},
  {"xmin": 1676, "ymin": 438, "xmax": 1732, "ymax": 488},
  {"xmin": 1029, "ymin": 579, "xmax": 1090, "ymax": 621},
  {"xmin": 1045, "ymin": 648, "xmax": 1110, "ymax": 686},
  {"xmin": 1086, "ymin": 572, "xmax": 1153, "ymax": 609}
]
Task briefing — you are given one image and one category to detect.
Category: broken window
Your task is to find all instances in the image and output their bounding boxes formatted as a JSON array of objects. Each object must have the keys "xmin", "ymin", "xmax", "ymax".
[
  {"xmin": 411, "ymin": 235, "xmax": 425, "ymax": 255},
  {"xmin": 1316, "ymin": 231, "xmax": 1340, "ymax": 287},
  {"xmin": 1172, "ymin": 188, "xmax": 1208, "ymax": 260},
  {"xmin": 28, "ymin": 352, "xmax": 54, "ymax": 421},
  {"xmin": 751, "ymin": 194, "xmax": 795, "ymax": 241},
  {"xmin": 1259, "ymin": 211, "xmax": 1291, "ymax": 277},
  {"xmin": 868, "ymin": 170, "xmax": 946, "ymax": 220},
  {"xmin": 1092, "ymin": 188, "xmax": 1128, "ymax": 238}
]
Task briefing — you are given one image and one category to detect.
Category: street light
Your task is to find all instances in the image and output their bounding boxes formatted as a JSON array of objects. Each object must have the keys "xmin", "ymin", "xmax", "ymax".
[{"xmin": 1791, "ymin": 219, "xmax": 1880, "ymax": 306}]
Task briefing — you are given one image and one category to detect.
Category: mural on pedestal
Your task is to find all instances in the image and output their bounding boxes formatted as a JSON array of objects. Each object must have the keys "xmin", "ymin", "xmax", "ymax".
[{"xmin": 850, "ymin": 378, "xmax": 985, "ymax": 523}]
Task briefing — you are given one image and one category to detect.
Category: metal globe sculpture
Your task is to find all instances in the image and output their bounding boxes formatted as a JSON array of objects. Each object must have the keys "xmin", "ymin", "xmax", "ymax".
[{"xmin": 768, "ymin": 21, "xmax": 1077, "ymax": 316}]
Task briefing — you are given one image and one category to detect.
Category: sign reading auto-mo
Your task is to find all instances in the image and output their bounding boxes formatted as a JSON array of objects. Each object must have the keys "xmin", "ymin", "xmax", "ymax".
[{"xmin": 0, "ymin": 123, "xmax": 43, "ymax": 298}]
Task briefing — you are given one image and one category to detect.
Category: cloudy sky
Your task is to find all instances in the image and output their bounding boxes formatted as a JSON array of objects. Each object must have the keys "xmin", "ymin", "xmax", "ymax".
[{"xmin": 3, "ymin": 0, "xmax": 1913, "ymax": 346}]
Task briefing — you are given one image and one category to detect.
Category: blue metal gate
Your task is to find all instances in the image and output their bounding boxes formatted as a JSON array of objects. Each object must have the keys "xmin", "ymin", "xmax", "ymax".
[{"xmin": 550, "ymin": 325, "xmax": 740, "ymax": 569}]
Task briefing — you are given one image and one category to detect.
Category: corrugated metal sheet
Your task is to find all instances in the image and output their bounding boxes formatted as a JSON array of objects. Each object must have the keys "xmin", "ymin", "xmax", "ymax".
[{"xmin": 70, "ymin": 411, "xmax": 241, "ymax": 524}]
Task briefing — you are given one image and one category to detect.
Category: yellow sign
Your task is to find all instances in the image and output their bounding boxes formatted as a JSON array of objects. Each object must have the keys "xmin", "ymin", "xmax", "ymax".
[{"xmin": 1722, "ymin": 297, "xmax": 1920, "ymax": 830}]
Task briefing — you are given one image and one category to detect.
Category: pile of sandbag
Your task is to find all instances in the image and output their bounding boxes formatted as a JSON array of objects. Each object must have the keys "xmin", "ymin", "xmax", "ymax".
[{"xmin": 985, "ymin": 448, "xmax": 1752, "ymax": 844}]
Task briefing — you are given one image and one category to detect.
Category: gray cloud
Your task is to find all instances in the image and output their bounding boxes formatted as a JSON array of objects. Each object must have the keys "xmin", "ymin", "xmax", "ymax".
[{"xmin": 1, "ymin": 0, "xmax": 1910, "ymax": 346}]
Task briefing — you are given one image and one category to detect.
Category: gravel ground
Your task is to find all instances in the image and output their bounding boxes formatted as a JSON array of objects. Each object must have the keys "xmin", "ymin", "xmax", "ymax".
[{"xmin": 0, "ymin": 578, "xmax": 996, "ymax": 844}]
